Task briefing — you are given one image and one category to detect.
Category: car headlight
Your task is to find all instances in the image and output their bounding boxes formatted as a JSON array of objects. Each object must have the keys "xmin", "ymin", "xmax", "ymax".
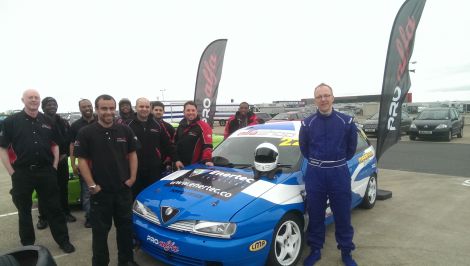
[
  {"xmin": 133, "ymin": 200, "xmax": 160, "ymax": 225},
  {"xmin": 193, "ymin": 221, "xmax": 237, "ymax": 238},
  {"xmin": 436, "ymin": 124, "xmax": 448, "ymax": 129},
  {"xmin": 410, "ymin": 123, "xmax": 417, "ymax": 129}
]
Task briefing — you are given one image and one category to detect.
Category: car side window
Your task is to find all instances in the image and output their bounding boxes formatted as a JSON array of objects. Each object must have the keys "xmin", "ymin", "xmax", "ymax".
[
  {"xmin": 356, "ymin": 131, "xmax": 369, "ymax": 153},
  {"xmin": 450, "ymin": 109, "xmax": 457, "ymax": 120}
]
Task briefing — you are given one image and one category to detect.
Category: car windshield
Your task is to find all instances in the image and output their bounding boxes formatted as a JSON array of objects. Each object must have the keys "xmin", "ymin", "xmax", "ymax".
[
  {"xmin": 213, "ymin": 136, "xmax": 301, "ymax": 170},
  {"xmin": 417, "ymin": 110, "xmax": 449, "ymax": 120},
  {"xmin": 272, "ymin": 113, "xmax": 290, "ymax": 120}
]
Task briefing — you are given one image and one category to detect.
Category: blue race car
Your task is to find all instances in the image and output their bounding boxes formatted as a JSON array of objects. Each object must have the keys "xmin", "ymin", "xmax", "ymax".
[{"xmin": 133, "ymin": 121, "xmax": 378, "ymax": 266}]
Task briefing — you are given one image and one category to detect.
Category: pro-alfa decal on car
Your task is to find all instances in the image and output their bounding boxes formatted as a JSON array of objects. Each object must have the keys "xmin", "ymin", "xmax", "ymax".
[{"xmin": 133, "ymin": 121, "xmax": 378, "ymax": 266}]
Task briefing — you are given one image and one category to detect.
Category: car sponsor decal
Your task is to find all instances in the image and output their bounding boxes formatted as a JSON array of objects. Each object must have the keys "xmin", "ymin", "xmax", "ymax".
[
  {"xmin": 233, "ymin": 129, "xmax": 297, "ymax": 139},
  {"xmin": 249, "ymin": 240, "xmax": 267, "ymax": 252},
  {"xmin": 146, "ymin": 235, "xmax": 180, "ymax": 253},
  {"xmin": 165, "ymin": 169, "xmax": 256, "ymax": 200},
  {"xmin": 358, "ymin": 151, "xmax": 374, "ymax": 163}
]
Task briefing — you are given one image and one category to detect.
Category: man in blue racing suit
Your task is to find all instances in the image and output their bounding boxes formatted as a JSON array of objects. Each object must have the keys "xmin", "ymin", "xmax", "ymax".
[{"xmin": 299, "ymin": 83, "xmax": 358, "ymax": 266}]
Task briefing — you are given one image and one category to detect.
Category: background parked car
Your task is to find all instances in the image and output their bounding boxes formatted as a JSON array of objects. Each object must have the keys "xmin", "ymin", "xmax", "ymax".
[
  {"xmin": 362, "ymin": 111, "xmax": 412, "ymax": 137},
  {"xmin": 408, "ymin": 107, "xmax": 464, "ymax": 141},
  {"xmin": 268, "ymin": 111, "xmax": 308, "ymax": 123},
  {"xmin": 254, "ymin": 112, "xmax": 272, "ymax": 124}
]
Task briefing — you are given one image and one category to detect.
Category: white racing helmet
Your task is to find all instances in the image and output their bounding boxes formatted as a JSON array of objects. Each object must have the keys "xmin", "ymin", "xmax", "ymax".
[{"xmin": 254, "ymin": 142, "xmax": 279, "ymax": 172}]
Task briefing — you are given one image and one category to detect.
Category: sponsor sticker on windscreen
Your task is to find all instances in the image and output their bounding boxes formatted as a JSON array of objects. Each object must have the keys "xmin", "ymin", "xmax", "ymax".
[{"xmin": 165, "ymin": 169, "xmax": 256, "ymax": 200}]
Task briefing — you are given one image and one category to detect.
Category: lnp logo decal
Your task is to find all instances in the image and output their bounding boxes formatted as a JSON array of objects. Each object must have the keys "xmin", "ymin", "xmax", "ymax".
[{"xmin": 249, "ymin": 240, "xmax": 267, "ymax": 252}]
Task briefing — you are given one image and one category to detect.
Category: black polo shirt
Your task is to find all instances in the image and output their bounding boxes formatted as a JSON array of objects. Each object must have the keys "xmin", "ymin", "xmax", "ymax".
[
  {"xmin": 69, "ymin": 117, "xmax": 96, "ymax": 144},
  {"xmin": 74, "ymin": 122, "xmax": 137, "ymax": 192},
  {"xmin": 0, "ymin": 111, "xmax": 60, "ymax": 168}
]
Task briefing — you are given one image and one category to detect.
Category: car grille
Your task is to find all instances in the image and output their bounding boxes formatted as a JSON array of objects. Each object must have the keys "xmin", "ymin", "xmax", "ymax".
[
  {"xmin": 363, "ymin": 124, "xmax": 377, "ymax": 129},
  {"xmin": 168, "ymin": 220, "xmax": 196, "ymax": 232},
  {"xmin": 417, "ymin": 125, "xmax": 436, "ymax": 130},
  {"xmin": 141, "ymin": 241, "xmax": 206, "ymax": 266}
]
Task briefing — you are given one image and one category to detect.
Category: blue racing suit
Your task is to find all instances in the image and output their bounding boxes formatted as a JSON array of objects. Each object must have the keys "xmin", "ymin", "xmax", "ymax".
[{"xmin": 299, "ymin": 109, "xmax": 357, "ymax": 252}]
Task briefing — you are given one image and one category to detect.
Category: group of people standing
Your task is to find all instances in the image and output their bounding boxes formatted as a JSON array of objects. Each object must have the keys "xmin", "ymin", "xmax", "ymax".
[{"xmin": 0, "ymin": 84, "xmax": 359, "ymax": 266}]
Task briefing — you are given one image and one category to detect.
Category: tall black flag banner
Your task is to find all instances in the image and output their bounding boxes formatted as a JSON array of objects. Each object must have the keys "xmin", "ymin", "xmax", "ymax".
[
  {"xmin": 376, "ymin": 0, "xmax": 426, "ymax": 161},
  {"xmin": 193, "ymin": 39, "xmax": 228, "ymax": 127}
]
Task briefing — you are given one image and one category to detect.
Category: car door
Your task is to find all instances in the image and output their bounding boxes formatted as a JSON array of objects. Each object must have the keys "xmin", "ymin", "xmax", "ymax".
[{"xmin": 450, "ymin": 109, "xmax": 459, "ymax": 135}]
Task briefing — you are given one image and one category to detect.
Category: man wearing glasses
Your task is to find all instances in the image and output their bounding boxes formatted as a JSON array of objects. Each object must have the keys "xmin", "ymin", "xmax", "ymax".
[{"xmin": 299, "ymin": 83, "xmax": 358, "ymax": 266}]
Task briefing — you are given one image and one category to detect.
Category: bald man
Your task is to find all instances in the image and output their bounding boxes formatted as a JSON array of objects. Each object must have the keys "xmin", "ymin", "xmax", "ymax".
[
  {"xmin": 0, "ymin": 89, "xmax": 75, "ymax": 253},
  {"xmin": 127, "ymin": 97, "xmax": 181, "ymax": 199}
]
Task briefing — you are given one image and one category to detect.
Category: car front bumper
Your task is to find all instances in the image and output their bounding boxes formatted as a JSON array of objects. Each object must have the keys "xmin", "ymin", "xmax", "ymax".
[{"xmin": 133, "ymin": 215, "xmax": 272, "ymax": 266}]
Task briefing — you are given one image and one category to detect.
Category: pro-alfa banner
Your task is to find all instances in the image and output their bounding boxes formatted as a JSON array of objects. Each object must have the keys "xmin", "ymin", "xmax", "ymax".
[
  {"xmin": 376, "ymin": 0, "xmax": 426, "ymax": 161},
  {"xmin": 194, "ymin": 39, "xmax": 228, "ymax": 127}
]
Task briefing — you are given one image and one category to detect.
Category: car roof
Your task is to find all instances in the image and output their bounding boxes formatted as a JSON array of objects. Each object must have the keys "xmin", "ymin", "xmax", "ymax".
[{"xmin": 229, "ymin": 121, "xmax": 301, "ymax": 139}]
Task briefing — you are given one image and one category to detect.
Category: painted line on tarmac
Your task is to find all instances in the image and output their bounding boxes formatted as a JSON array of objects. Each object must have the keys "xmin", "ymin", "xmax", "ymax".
[
  {"xmin": 0, "ymin": 208, "xmax": 38, "ymax": 218},
  {"xmin": 53, "ymin": 254, "xmax": 70, "ymax": 260},
  {"xmin": 462, "ymin": 180, "xmax": 470, "ymax": 187}
]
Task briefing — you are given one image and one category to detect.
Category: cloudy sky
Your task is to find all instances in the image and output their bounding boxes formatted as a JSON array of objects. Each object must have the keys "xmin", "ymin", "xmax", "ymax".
[{"xmin": 1, "ymin": 0, "xmax": 469, "ymax": 113}]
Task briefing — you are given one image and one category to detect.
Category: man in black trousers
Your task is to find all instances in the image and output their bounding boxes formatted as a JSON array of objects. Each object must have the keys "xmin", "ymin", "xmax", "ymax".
[
  {"xmin": 36, "ymin": 97, "xmax": 76, "ymax": 230},
  {"xmin": 0, "ymin": 89, "xmax": 75, "ymax": 253}
]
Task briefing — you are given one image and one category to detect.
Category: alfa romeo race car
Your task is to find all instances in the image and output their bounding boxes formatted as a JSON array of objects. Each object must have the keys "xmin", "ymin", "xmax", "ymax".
[{"xmin": 133, "ymin": 121, "xmax": 378, "ymax": 266}]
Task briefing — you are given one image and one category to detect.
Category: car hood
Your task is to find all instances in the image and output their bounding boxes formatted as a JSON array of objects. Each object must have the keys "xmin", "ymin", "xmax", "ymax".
[
  {"xmin": 413, "ymin": 119, "xmax": 449, "ymax": 126},
  {"xmin": 363, "ymin": 119, "xmax": 378, "ymax": 125},
  {"xmin": 136, "ymin": 166, "xmax": 293, "ymax": 223}
]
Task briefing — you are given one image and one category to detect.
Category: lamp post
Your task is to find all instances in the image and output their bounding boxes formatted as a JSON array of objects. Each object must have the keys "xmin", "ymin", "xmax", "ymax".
[{"xmin": 160, "ymin": 89, "xmax": 166, "ymax": 101}]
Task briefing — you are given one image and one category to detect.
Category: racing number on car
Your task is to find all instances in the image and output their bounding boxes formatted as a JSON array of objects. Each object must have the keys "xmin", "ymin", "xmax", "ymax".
[{"xmin": 279, "ymin": 137, "xmax": 299, "ymax": 146}]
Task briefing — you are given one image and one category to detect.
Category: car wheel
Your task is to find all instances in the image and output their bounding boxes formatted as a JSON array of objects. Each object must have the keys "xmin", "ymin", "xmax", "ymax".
[
  {"xmin": 267, "ymin": 213, "xmax": 304, "ymax": 266},
  {"xmin": 359, "ymin": 175, "xmax": 377, "ymax": 209},
  {"xmin": 457, "ymin": 127, "xmax": 463, "ymax": 138},
  {"xmin": 446, "ymin": 130, "xmax": 452, "ymax": 141},
  {"xmin": 219, "ymin": 120, "xmax": 226, "ymax": 126},
  {"xmin": 409, "ymin": 135, "xmax": 416, "ymax": 141}
]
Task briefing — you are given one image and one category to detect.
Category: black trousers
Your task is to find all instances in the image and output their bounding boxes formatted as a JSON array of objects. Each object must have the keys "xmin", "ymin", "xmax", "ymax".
[
  {"xmin": 90, "ymin": 187, "xmax": 134, "ymax": 266},
  {"xmin": 10, "ymin": 166, "xmax": 70, "ymax": 246},
  {"xmin": 132, "ymin": 166, "xmax": 161, "ymax": 200},
  {"xmin": 38, "ymin": 158, "xmax": 70, "ymax": 219}
]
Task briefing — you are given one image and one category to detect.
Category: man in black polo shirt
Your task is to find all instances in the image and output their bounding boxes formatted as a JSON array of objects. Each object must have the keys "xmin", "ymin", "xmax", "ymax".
[
  {"xmin": 36, "ymin": 97, "xmax": 76, "ymax": 230},
  {"xmin": 0, "ymin": 89, "xmax": 75, "ymax": 253},
  {"xmin": 74, "ymin": 94, "xmax": 139, "ymax": 266},
  {"xmin": 69, "ymin": 98, "xmax": 95, "ymax": 228},
  {"xmin": 128, "ymin": 98, "xmax": 180, "ymax": 199}
]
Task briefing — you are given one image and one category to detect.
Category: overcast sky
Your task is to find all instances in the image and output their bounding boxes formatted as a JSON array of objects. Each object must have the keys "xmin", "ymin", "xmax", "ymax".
[{"xmin": 1, "ymin": 0, "xmax": 469, "ymax": 113}]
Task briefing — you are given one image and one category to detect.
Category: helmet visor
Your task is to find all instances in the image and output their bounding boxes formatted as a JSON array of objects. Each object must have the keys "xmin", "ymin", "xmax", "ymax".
[{"xmin": 255, "ymin": 148, "xmax": 278, "ymax": 163}]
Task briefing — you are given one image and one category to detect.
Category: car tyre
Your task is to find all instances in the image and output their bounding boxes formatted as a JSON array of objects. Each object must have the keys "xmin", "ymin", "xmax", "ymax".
[
  {"xmin": 267, "ymin": 213, "xmax": 304, "ymax": 266},
  {"xmin": 409, "ymin": 135, "xmax": 416, "ymax": 141},
  {"xmin": 219, "ymin": 120, "xmax": 226, "ymax": 126},
  {"xmin": 446, "ymin": 130, "xmax": 452, "ymax": 141},
  {"xmin": 457, "ymin": 127, "xmax": 463, "ymax": 138},
  {"xmin": 359, "ymin": 175, "xmax": 377, "ymax": 209}
]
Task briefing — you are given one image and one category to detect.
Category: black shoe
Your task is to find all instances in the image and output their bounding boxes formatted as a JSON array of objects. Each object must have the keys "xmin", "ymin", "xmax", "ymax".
[
  {"xmin": 60, "ymin": 242, "xmax": 76, "ymax": 253},
  {"xmin": 118, "ymin": 261, "xmax": 139, "ymax": 266},
  {"xmin": 84, "ymin": 219, "xmax": 92, "ymax": 228},
  {"xmin": 65, "ymin": 213, "xmax": 77, "ymax": 222},
  {"xmin": 36, "ymin": 219, "xmax": 48, "ymax": 230}
]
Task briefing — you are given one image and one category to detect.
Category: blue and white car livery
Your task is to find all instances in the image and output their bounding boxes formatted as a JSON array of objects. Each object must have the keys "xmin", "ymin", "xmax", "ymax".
[{"xmin": 133, "ymin": 121, "xmax": 377, "ymax": 266}]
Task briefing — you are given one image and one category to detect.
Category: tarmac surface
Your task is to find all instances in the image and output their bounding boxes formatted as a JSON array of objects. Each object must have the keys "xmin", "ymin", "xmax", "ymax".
[{"xmin": 0, "ymin": 126, "xmax": 469, "ymax": 265}]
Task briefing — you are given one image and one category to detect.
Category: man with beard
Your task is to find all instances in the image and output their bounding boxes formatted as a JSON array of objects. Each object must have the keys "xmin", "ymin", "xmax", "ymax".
[
  {"xmin": 116, "ymin": 98, "xmax": 135, "ymax": 125},
  {"xmin": 75, "ymin": 94, "xmax": 138, "ymax": 266},
  {"xmin": 0, "ymin": 89, "xmax": 75, "ymax": 253},
  {"xmin": 128, "ymin": 98, "xmax": 181, "ymax": 199},
  {"xmin": 174, "ymin": 101, "xmax": 213, "ymax": 167},
  {"xmin": 223, "ymin": 102, "xmax": 258, "ymax": 139},
  {"xmin": 69, "ymin": 98, "xmax": 96, "ymax": 228},
  {"xmin": 36, "ymin": 97, "xmax": 76, "ymax": 230},
  {"xmin": 151, "ymin": 101, "xmax": 176, "ymax": 173}
]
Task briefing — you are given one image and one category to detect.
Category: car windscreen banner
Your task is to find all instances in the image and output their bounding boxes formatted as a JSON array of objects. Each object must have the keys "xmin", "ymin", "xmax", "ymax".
[
  {"xmin": 165, "ymin": 169, "xmax": 255, "ymax": 201},
  {"xmin": 376, "ymin": 0, "xmax": 426, "ymax": 161},
  {"xmin": 194, "ymin": 39, "xmax": 228, "ymax": 127}
]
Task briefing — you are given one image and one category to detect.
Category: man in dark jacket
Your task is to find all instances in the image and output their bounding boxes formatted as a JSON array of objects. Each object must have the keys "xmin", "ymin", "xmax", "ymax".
[
  {"xmin": 151, "ymin": 101, "xmax": 176, "ymax": 174},
  {"xmin": 175, "ymin": 101, "xmax": 213, "ymax": 167},
  {"xmin": 116, "ymin": 98, "xmax": 135, "ymax": 125},
  {"xmin": 223, "ymin": 102, "xmax": 258, "ymax": 139},
  {"xmin": 37, "ymin": 97, "xmax": 76, "ymax": 230},
  {"xmin": 128, "ymin": 98, "xmax": 180, "ymax": 199}
]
